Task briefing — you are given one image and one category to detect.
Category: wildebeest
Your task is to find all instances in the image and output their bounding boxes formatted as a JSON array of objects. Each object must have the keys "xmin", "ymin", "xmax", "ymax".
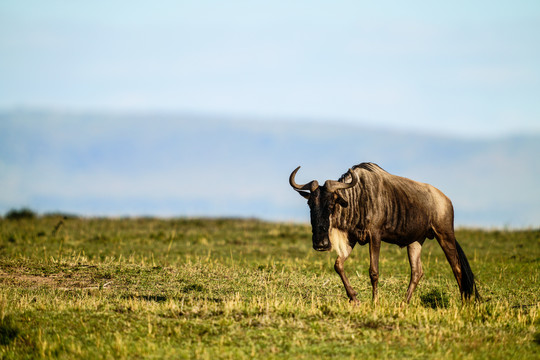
[{"xmin": 289, "ymin": 162, "xmax": 479, "ymax": 303}]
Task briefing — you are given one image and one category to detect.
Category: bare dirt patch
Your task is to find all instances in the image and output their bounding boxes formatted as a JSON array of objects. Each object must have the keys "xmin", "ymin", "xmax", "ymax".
[{"xmin": 0, "ymin": 269, "xmax": 101, "ymax": 290}]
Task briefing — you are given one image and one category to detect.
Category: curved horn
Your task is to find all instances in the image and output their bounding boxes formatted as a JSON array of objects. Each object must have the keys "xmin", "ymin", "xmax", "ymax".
[
  {"xmin": 289, "ymin": 166, "xmax": 319, "ymax": 192},
  {"xmin": 325, "ymin": 168, "xmax": 358, "ymax": 193}
]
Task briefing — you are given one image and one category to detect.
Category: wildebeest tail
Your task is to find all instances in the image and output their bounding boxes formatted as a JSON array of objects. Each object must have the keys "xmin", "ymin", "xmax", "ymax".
[{"xmin": 455, "ymin": 240, "xmax": 480, "ymax": 301}]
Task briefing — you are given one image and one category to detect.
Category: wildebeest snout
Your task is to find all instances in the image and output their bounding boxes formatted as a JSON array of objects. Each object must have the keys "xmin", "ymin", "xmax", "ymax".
[{"xmin": 313, "ymin": 235, "xmax": 332, "ymax": 251}]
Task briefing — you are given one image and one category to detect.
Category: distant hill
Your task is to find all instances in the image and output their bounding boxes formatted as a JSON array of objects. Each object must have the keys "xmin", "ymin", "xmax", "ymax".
[{"xmin": 1, "ymin": 110, "xmax": 539, "ymax": 227}]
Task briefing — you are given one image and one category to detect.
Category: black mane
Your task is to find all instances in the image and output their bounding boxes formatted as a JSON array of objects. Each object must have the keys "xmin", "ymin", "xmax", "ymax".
[{"xmin": 338, "ymin": 162, "xmax": 387, "ymax": 182}]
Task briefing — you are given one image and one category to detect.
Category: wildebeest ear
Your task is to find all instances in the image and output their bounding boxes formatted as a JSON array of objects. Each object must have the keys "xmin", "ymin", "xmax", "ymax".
[
  {"xmin": 297, "ymin": 190, "xmax": 310, "ymax": 199},
  {"xmin": 335, "ymin": 193, "xmax": 348, "ymax": 208}
]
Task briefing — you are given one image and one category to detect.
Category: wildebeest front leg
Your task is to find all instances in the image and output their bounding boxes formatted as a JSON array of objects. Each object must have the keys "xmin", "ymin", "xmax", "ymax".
[
  {"xmin": 405, "ymin": 240, "xmax": 424, "ymax": 303},
  {"xmin": 369, "ymin": 235, "xmax": 381, "ymax": 303},
  {"xmin": 334, "ymin": 256, "xmax": 358, "ymax": 302}
]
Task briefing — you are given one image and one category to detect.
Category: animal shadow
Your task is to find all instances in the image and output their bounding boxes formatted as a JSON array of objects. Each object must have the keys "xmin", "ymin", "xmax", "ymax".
[{"xmin": 420, "ymin": 289, "xmax": 450, "ymax": 309}]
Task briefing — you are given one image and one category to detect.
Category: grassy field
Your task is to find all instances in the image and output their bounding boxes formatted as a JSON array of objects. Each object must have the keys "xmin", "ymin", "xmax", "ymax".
[{"xmin": 0, "ymin": 216, "xmax": 538, "ymax": 359}]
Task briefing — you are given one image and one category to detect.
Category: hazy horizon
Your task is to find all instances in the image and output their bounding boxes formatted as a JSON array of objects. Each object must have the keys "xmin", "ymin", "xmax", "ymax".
[{"xmin": 2, "ymin": 111, "xmax": 539, "ymax": 228}]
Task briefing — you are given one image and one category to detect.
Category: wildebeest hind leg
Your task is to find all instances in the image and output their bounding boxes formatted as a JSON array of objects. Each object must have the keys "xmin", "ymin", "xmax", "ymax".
[
  {"xmin": 405, "ymin": 240, "xmax": 424, "ymax": 303},
  {"xmin": 435, "ymin": 232, "xmax": 463, "ymax": 293},
  {"xmin": 334, "ymin": 256, "xmax": 358, "ymax": 302}
]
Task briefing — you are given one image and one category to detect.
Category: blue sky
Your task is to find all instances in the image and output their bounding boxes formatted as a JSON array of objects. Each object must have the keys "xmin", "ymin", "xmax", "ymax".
[{"xmin": 1, "ymin": 1, "xmax": 539, "ymax": 136}]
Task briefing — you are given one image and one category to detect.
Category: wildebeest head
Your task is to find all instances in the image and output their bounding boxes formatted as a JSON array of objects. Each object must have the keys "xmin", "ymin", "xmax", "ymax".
[{"xmin": 289, "ymin": 167, "xmax": 358, "ymax": 251}]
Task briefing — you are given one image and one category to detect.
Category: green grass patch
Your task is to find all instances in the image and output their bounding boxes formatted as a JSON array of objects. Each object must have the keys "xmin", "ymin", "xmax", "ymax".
[{"xmin": 0, "ymin": 217, "xmax": 538, "ymax": 359}]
